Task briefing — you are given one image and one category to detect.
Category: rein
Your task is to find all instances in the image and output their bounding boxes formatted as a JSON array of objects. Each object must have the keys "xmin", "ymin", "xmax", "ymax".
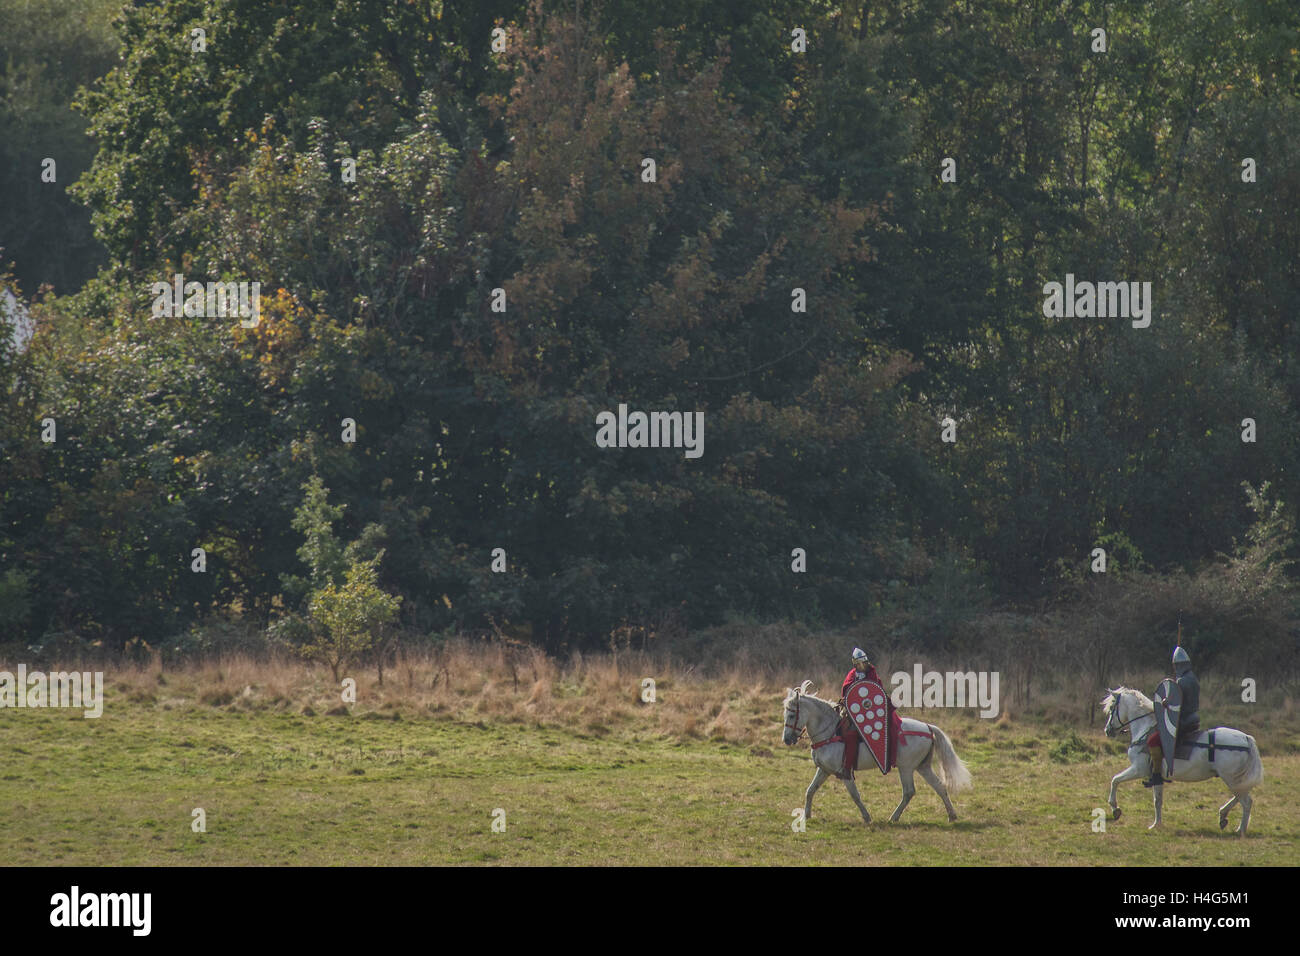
[{"xmin": 1108, "ymin": 695, "xmax": 1153, "ymax": 735}]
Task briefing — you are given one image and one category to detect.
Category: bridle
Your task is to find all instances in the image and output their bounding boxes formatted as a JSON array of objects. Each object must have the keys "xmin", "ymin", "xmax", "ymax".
[
  {"xmin": 787, "ymin": 669, "xmax": 864, "ymax": 745},
  {"xmin": 1105, "ymin": 692, "xmax": 1153, "ymax": 737},
  {"xmin": 785, "ymin": 689, "xmax": 844, "ymax": 748},
  {"xmin": 784, "ymin": 692, "xmax": 809, "ymax": 743}
]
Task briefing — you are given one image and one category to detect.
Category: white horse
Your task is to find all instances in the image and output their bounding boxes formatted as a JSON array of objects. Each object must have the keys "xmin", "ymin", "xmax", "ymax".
[
  {"xmin": 1101, "ymin": 687, "xmax": 1264, "ymax": 835},
  {"xmin": 782, "ymin": 680, "xmax": 971, "ymax": 824}
]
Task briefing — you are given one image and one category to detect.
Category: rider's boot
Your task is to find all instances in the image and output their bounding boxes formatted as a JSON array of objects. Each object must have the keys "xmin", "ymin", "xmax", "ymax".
[{"xmin": 1143, "ymin": 743, "xmax": 1166, "ymax": 788}]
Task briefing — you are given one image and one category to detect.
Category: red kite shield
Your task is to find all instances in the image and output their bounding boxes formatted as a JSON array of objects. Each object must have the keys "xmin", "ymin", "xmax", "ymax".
[{"xmin": 845, "ymin": 678, "xmax": 891, "ymax": 774}]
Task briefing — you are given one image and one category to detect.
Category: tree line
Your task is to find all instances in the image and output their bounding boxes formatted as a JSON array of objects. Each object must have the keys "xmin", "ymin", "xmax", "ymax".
[{"xmin": 1, "ymin": 0, "xmax": 1297, "ymax": 663}]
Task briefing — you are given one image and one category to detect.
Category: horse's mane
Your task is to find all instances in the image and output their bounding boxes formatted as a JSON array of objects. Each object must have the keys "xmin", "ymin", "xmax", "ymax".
[
  {"xmin": 1102, "ymin": 685, "xmax": 1152, "ymax": 714},
  {"xmin": 800, "ymin": 692, "xmax": 838, "ymax": 706},
  {"xmin": 785, "ymin": 680, "xmax": 836, "ymax": 707}
]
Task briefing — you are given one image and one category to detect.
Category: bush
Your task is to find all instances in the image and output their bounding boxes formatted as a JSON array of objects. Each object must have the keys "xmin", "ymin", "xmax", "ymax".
[{"xmin": 301, "ymin": 554, "xmax": 403, "ymax": 681}]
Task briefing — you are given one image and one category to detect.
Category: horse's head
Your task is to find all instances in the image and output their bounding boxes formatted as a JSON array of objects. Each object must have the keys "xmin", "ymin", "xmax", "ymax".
[
  {"xmin": 1102, "ymin": 687, "xmax": 1151, "ymax": 737},
  {"xmin": 1102, "ymin": 688, "xmax": 1123, "ymax": 737},
  {"xmin": 782, "ymin": 680, "xmax": 814, "ymax": 746}
]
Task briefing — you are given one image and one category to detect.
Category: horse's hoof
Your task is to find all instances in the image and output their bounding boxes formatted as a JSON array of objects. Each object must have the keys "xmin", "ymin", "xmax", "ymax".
[
  {"xmin": 1112, "ymin": 807, "xmax": 1122, "ymax": 821},
  {"xmin": 1147, "ymin": 821, "xmax": 1161, "ymax": 830},
  {"xmin": 948, "ymin": 814, "xmax": 958, "ymax": 823},
  {"xmin": 1219, "ymin": 815, "xmax": 1228, "ymax": 831}
]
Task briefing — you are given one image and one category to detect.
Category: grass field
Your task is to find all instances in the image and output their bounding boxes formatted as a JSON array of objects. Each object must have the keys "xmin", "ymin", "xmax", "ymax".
[{"xmin": 1, "ymin": 653, "xmax": 1297, "ymax": 865}]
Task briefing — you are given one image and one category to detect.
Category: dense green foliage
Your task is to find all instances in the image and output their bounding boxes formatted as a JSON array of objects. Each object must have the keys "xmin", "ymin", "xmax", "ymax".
[
  {"xmin": 0, "ymin": 0, "xmax": 120, "ymax": 293},
  {"xmin": 1, "ymin": 1, "xmax": 1298, "ymax": 664}
]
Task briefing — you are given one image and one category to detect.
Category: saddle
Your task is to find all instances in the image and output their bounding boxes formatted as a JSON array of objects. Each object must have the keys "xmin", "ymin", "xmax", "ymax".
[
  {"xmin": 1173, "ymin": 719, "xmax": 1201, "ymax": 760},
  {"xmin": 835, "ymin": 715, "xmax": 854, "ymax": 741},
  {"xmin": 1149, "ymin": 723, "xmax": 1201, "ymax": 765}
]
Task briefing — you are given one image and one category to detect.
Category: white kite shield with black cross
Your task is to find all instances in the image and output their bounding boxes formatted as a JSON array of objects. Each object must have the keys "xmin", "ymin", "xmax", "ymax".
[{"xmin": 1153, "ymin": 678, "xmax": 1183, "ymax": 777}]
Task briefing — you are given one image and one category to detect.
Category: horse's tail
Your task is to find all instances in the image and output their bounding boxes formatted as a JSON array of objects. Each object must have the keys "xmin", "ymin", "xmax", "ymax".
[{"xmin": 930, "ymin": 724, "xmax": 972, "ymax": 792}]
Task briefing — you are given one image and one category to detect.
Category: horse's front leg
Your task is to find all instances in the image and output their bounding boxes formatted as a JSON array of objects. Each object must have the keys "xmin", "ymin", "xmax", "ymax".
[
  {"xmin": 805, "ymin": 765, "xmax": 829, "ymax": 821},
  {"xmin": 843, "ymin": 776, "xmax": 872, "ymax": 825},
  {"xmin": 1108, "ymin": 757, "xmax": 1145, "ymax": 821}
]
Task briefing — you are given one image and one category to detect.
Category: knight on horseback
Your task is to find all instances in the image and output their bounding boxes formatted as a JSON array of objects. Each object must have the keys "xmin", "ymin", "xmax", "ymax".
[
  {"xmin": 838, "ymin": 647, "xmax": 897, "ymax": 778},
  {"xmin": 1145, "ymin": 646, "xmax": 1201, "ymax": 788}
]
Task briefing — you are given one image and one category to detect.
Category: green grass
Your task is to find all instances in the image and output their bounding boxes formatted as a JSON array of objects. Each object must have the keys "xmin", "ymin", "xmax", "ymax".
[{"xmin": 2, "ymin": 701, "xmax": 1296, "ymax": 865}]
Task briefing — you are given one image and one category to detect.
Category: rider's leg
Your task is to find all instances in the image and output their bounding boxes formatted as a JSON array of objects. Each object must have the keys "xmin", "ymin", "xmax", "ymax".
[{"xmin": 1144, "ymin": 730, "xmax": 1165, "ymax": 787}]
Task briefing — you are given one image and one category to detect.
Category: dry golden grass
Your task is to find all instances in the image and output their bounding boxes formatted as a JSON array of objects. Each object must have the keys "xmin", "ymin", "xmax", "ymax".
[
  {"xmin": 85, "ymin": 643, "xmax": 792, "ymax": 748},
  {"xmin": 43, "ymin": 638, "xmax": 1300, "ymax": 754}
]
